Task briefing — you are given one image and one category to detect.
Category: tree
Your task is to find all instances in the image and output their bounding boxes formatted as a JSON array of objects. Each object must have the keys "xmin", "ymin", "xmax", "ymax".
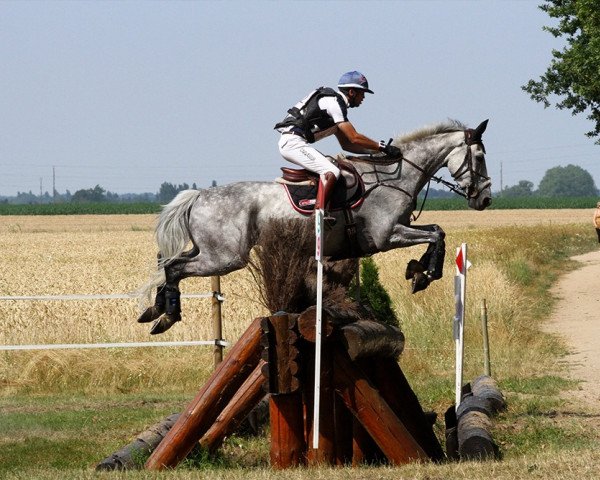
[
  {"xmin": 72, "ymin": 185, "xmax": 107, "ymax": 203},
  {"xmin": 157, "ymin": 182, "xmax": 190, "ymax": 204},
  {"xmin": 502, "ymin": 180, "xmax": 535, "ymax": 197},
  {"xmin": 350, "ymin": 257, "xmax": 399, "ymax": 328},
  {"xmin": 522, "ymin": 0, "xmax": 600, "ymax": 143},
  {"xmin": 537, "ymin": 164, "xmax": 598, "ymax": 196},
  {"xmin": 500, "ymin": 180, "xmax": 533, "ymax": 197}
]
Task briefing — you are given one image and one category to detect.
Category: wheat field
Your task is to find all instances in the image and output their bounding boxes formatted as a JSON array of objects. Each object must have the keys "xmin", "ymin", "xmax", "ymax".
[{"xmin": 0, "ymin": 210, "xmax": 595, "ymax": 397}]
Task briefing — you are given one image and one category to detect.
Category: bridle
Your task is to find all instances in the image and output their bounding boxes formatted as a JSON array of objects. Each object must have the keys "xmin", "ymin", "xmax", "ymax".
[
  {"xmin": 348, "ymin": 128, "xmax": 490, "ymax": 222},
  {"xmin": 451, "ymin": 128, "xmax": 491, "ymax": 200}
]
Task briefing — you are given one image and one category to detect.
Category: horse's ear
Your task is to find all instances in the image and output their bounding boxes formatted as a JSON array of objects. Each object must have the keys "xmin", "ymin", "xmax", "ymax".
[{"xmin": 474, "ymin": 119, "xmax": 489, "ymax": 137}]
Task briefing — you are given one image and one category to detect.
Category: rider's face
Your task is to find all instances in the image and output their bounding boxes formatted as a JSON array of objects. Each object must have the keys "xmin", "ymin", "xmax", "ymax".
[{"xmin": 348, "ymin": 89, "xmax": 365, "ymax": 108}]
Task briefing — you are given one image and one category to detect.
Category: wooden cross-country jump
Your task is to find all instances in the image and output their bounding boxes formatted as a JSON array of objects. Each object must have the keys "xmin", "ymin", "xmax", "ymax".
[{"xmin": 144, "ymin": 307, "xmax": 444, "ymax": 470}]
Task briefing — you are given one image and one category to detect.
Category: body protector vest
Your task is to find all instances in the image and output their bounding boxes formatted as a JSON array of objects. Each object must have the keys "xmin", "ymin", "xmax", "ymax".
[{"xmin": 274, "ymin": 87, "xmax": 348, "ymax": 143}]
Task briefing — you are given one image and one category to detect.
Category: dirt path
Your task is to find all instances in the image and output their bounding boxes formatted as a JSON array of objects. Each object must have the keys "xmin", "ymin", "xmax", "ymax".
[{"xmin": 544, "ymin": 249, "xmax": 600, "ymax": 406}]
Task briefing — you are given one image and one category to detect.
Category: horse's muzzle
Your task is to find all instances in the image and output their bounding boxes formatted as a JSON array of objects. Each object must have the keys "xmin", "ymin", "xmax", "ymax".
[{"xmin": 469, "ymin": 194, "xmax": 492, "ymax": 211}]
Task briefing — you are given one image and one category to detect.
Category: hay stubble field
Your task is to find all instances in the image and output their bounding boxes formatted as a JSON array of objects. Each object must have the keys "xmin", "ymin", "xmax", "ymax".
[{"xmin": 1, "ymin": 209, "xmax": 599, "ymax": 479}]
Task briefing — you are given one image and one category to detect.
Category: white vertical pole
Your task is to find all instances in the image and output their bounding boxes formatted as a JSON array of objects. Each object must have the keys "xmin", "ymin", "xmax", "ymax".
[
  {"xmin": 312, "ymin": 208, "xmax": 325, "ymax": 449},
  {"xmin": 454, "ymin": 243, "xmax": 467, "ymax": 408}
]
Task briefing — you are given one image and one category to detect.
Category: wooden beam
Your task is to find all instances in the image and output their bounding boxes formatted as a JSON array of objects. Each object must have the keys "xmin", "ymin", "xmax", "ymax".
[
  {"xmin": 338, "ymin": 321, "xmax": 405, "ymax": 361},
  {"xmin": 367, "ymin": 357, "xmax": 445, "ymax": 461},
  {"xmin": 270, "ymin": 393, "xmax": 306, "ymax": 468},
  {"xmin": 145, "ymin": 316, "xmax": 263, "ymax": 470},
  {"xmin": 332, "ymin": 347, "xmax": 428, "ymax": 465},
  {"xmin": 199, "ymin": 360, "xmax": 266, "ymax": 454}
]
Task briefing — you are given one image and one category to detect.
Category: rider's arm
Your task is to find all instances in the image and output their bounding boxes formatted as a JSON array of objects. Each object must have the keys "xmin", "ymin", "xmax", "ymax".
[{"xmin": 335, "ymin": 122, "xmax": 381, "ymax": 154}]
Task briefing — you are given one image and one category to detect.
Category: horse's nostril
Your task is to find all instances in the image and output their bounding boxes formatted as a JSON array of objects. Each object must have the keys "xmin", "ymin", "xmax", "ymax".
[{"xmin": 482, "ymin": 197, "xmax": 491, "ymax": 208}]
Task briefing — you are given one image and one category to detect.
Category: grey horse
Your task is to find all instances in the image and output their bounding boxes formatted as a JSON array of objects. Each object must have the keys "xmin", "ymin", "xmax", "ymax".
[{"xmin": 139, "ymin": 119, "xmax": 491, "ymax": 334}]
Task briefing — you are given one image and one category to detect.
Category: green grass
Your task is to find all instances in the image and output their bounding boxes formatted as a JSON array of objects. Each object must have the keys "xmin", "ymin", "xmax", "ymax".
[
  {"xmin": 0, "ymin": 202, "xmax": 161, "ymax": 215},
  {"xmin": 421, "ymin": 196, "xmax": 599, "ymax": 210},
  {"xmin": 1, "ymin": 196, "xmax": 598, "ymax": 215}
]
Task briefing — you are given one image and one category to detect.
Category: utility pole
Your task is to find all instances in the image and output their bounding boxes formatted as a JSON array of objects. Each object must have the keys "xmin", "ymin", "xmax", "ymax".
[
  {"xmin": 52, "ymin": 166, "xmax": 56, "ymax": 202},
  {"xmin": 39, "ymin": 177, "xmax": 43, "ymax": 199},
  {"xmin": 499, "ymin": 162, "xmax": 503, "ymax": 196}
]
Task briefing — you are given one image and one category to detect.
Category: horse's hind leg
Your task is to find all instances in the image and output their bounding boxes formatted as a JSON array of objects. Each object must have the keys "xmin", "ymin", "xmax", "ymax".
[
  {"xmin": 137, "ymin": 283, "xmax": 167, "ymax": 323},
  {"xmin": 149, "ymin": 283, "xmax": 181, "ymax": 335}
]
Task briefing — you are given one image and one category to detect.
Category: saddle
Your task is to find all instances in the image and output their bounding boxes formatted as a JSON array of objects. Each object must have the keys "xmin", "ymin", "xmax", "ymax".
[{"xmin": 277, "ymin": 159, "xmax": 365, "ymax": 214}]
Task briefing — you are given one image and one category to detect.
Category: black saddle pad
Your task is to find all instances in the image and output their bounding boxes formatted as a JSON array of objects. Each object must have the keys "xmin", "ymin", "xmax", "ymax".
[{"xmin": 282, "ymin": 175, "xmax": 364, "ymax": 215}]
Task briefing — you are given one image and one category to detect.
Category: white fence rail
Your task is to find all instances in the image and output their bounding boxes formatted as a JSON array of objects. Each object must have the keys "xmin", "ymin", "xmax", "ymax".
[{"xmin": 1, "ymin": 278, "xmax": 226, "ymax": 367}]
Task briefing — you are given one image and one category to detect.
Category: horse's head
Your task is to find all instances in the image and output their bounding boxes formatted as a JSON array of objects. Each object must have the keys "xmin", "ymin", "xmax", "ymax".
[{"xmin": 446, "ymin": 119, "xmax": 492, "ymax": 211}]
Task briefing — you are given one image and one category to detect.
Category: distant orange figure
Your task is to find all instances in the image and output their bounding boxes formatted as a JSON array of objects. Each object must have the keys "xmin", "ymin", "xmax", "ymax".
[{"xmin": 594, "ymin": 202, "xmax": 600, "ymax": 243}]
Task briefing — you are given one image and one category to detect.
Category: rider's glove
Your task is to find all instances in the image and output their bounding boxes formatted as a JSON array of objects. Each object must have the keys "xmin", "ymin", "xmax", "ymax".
[{"xmin": 379, "ymin": 139, "xmax": 402, "ymax": 158}]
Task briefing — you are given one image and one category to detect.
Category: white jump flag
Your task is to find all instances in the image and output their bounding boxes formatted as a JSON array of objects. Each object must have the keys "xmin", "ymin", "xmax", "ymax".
[
  {"xmin": 312, "ymin": 207, "xmax": 325, "ymax": 449},
  {"xmin": 454, "ymin": 243, "xmax": 469, "ymax": 408}
]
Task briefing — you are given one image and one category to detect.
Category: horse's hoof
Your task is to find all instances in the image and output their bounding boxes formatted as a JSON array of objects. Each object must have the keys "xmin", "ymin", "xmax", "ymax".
[
  {"xmin": 405, "ymin": 259, "xmax": 425, "ymax": 280},
  {"xmin": 149, "ymin": 313, "xmax": 181, "ymax": 335},
  {"xmin": 137, "ymin": 306, "xmax": 163, "ymax": 323},
  {"xmin": 411, "ymin": 272, "xmax": 431, "ymax": 294}
]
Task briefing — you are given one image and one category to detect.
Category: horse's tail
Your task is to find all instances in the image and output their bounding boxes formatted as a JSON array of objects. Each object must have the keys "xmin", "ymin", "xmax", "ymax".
[
  {"xmin": 136, "ymin": 189, "xmax": 201, "ymax": 305},
  {"xmin": 155, "ymin": 189, "xmax": 201, "ymax": 267}
]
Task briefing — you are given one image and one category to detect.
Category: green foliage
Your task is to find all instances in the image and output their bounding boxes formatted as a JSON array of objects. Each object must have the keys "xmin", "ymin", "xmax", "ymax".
[
  {"xmin": 157, "ymin": 181, "xmax": 196, "ymax": 204},
  {"xmin": 537, "ymin": 164, "xmax": 598, "ymax": 196},
  {"xmin": 358, "ymin": 256, "xmax": 399, "ymax": 327},
  {"xmin": 422, "ymin": 195, "xmax": 599, "ymax": 210},
  {"xmin": 522, "ymin": 0, "xmax": 600, "ymax": 142},
  {"xmin": 71, "ymin": 185, "xmax": 108, "ymax": 203},
  {"xmin": 0, "ymin": 202, "xmax": 160, "ymax": 215},
  {"xmin": 501, "ymin": 375, "xmax": 577, "ymax": 396},
  {"xmin": 502, "ymin": 180, "xmax": 535, "ymax": 198}
]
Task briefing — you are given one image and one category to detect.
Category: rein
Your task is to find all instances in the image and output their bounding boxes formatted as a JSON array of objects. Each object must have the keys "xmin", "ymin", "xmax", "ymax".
[{"xmin": 347, "ymin": 128, "xmax": 489, "ymax": 221}]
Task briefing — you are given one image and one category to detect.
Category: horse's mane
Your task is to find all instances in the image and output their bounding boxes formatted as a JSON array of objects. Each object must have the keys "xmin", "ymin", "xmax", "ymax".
[{"xmin": 394, "ymin": 119, "xmax": 466, "ymax": 145}]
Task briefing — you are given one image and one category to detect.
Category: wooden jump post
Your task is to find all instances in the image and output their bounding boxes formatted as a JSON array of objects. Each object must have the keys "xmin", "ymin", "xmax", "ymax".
[{"xmin": 145, "ymin": 307, "xmax": 444, "ymax": 470}]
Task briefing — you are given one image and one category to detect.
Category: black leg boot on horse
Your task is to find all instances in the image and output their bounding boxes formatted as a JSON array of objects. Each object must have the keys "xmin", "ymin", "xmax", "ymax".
[
  {"xmin": 315, "ymin": 172, "xmax": 337, "ymax": 226},
  {"xmin": 405, "ymin": 233, "xmax": 446, "ymax": 293},
  {"xmin": 150, "ymin": 285, "xmax": 182, "ymax": 335},
  {"xmin": 137, "ymin": 283, "xmax": 167, "ymax": 323}
]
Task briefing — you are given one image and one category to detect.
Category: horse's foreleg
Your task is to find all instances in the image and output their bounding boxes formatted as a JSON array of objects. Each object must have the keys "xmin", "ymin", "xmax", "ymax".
[
  {"xmin": 418, "ymin": 229, "xmax": 446, "ymax": 280},
  {"xmin": 387, "ymin": 224, "xmax": 446, "ymax": 293}
]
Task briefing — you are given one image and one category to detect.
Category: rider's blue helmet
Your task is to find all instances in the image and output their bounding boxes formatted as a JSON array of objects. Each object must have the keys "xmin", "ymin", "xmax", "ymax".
[{"xmin": 337, "ymin": 71, "xmax": 374, "ymax": 94}]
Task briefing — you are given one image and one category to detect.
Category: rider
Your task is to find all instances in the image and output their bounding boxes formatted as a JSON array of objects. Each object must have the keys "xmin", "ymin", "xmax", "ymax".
[{"xmin": 275, "ymin": 71, "xmax": 402, "ymax": 220}]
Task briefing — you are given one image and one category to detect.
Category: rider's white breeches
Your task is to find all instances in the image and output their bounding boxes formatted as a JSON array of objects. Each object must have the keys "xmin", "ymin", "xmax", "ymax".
[{"xmin": 278, "ymin": 134, "xmax": 340, "ymax": 179}]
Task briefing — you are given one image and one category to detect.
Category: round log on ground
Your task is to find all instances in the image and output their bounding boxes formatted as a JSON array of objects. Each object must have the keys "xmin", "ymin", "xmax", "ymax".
[
  {"xmin": 457, "ymin": 410, "xmax": 498, "ymax": 461},
  {"xmin": 471, "ymin": 375, "xmax": 506, "ymax": 413},
  {"xmin": 96, "ymin": 413, "xmax": 180, "ymax": 471},
  {"xmin": 456, "ymin": 395, "xmax": 495, "ymax": 419}
]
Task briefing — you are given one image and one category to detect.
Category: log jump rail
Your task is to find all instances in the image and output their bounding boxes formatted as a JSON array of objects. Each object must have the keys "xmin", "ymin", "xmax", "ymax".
[{"xmin": 143, "ymin": 307, "xmax": 444, "ymax": 470}]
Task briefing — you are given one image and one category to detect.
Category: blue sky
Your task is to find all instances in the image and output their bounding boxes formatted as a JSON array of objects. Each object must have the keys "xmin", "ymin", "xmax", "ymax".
[{"xmin": 1, "ymin": 0, "xmax": 598, "ymax": 196}]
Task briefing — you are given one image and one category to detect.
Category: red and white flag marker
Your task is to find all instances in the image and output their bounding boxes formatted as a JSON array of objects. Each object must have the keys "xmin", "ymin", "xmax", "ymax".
[{"xmin": 454, "ymin": 243, "xmax": 470, "ymax": 408}]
